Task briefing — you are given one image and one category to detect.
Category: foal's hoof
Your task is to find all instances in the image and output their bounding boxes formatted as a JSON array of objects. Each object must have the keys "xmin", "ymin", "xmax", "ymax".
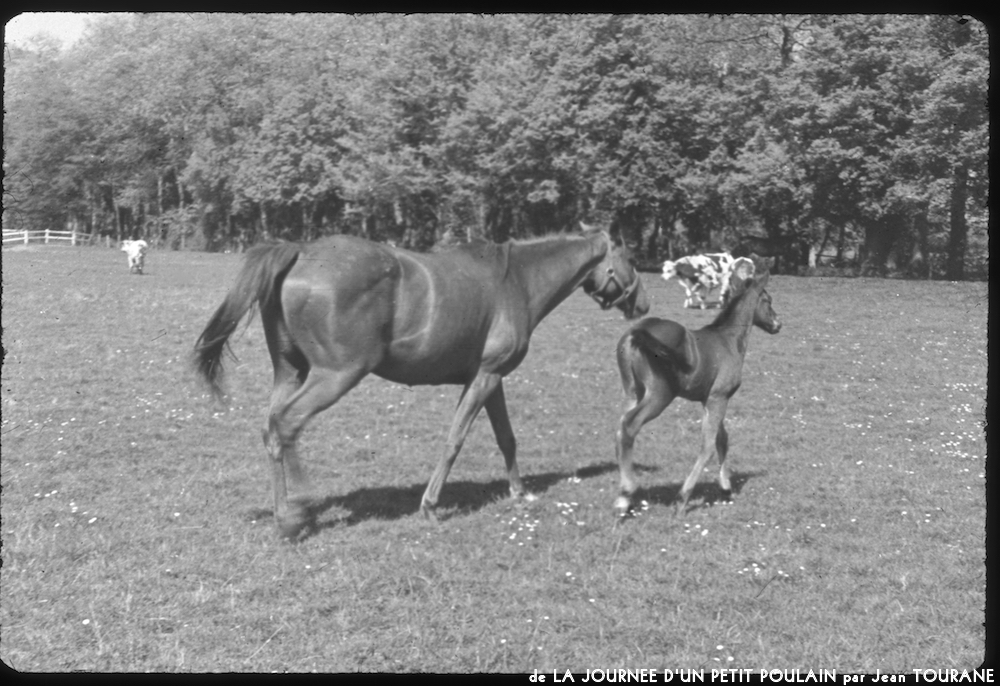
[
  {"xmin": 613, "ymin": 496, "xmax": 633, "ymax": 518},
  {"xmin": 276, "ymin": 514, "xmax": 314, "ymax": 541},
  {"xmin": 513, "ymin": 491, "xmax": 538, "ymax": 506},
  {"xmin": 421, "ymin": 502, "xmax": 440, "ymax": 522}
]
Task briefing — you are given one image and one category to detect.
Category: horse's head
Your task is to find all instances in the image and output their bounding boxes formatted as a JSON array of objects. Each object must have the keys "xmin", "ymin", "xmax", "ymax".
[
  {"xmin": 750, "ymin": 272, "xmax": 781, "ymax": 334},
  {"xmin": 583, "ymin": 231, "xmax": 650, "ymax": 320}
]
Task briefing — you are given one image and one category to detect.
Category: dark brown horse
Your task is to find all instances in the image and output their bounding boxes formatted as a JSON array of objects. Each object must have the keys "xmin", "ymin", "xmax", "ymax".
[
  {"xmin": 613, "ymin": 264, "xmax": 780, "ymax": 517},
  {"xmin": 196, "ymin": 228, "xmax": 649, "ymax": 538}
]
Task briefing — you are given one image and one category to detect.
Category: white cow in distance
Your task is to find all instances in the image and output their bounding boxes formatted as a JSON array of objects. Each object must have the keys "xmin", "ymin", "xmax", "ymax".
[
  {"xmin": 661, "ymin": 252, "xmax": 735, "ymax": 309},
  {"xmin": 121, "ymin": 239, "xmax": 148, "ymax": 275}
]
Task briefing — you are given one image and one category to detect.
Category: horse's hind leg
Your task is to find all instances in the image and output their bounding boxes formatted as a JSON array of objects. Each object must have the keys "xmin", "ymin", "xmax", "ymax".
[
  {"xmin": 261, "ymin": 353, "xmax": 306, "ymax": 519},
  {"xmin": 264, "ymin": 365, "xmax": 368, "ymax": 539},
  {"xmin": 614, "ymin": 356, "xmax": 673, "ymax": 516}
]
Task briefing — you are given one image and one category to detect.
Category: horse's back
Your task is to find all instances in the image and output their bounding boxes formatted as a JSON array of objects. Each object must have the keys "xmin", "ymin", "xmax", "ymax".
[
  {"xmin": 625, "ymin": 318, "xmax": 697, "ymax": 373},
  {"xmin": 280, "ymin": 235, "xmax": 511, "ymax": 385},
  {"xmin": 633, "ymin": 318, "xmax": 690, "ymax": 353}
]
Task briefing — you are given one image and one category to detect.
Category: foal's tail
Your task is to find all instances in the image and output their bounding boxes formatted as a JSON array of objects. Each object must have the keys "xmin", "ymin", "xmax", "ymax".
[
  {"xmin": 194, "ymin": 242, "xmax": 301, "ymax": 398},
  {"xmin": 627, "ymin": 328, "xmax": 695, "ymax": 374}
]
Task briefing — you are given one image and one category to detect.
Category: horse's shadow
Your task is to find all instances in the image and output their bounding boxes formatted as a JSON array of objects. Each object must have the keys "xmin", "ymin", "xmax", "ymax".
[
  {"xmin": 635, "ymin": 467, "xmax": 766, "ymax": 512},
  {"xmin": 245, "ymin": 461, "xmax": 621, "ymax": 539}
]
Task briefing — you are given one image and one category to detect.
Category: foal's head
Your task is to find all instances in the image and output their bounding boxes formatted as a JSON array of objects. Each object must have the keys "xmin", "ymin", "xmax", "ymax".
[
  {"xmin": 749, "ymin": 272, "xmax": 781, "ymax": 334},
  {"xmin": 715, "ymin": 270, "xmax": 781, "ymax": 335},
  {"xmin": 583, "ymin": 231, "xmax": 650, "ymax": 320}
]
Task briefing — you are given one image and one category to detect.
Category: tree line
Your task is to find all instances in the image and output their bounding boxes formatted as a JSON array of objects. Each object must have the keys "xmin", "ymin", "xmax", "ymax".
[{"xmin": 3, "ymin": 14, "xmax": 987, "ymax": 278}]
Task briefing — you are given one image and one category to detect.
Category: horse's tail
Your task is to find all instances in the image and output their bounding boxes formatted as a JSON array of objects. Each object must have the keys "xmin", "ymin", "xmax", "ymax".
[
  {"xmin": 194, "ymin": 242, "xmax": 301, "ymax": 398},
  {"xmin": 628, "ymin": 327, "xmax": 695, "ymax": 374}
]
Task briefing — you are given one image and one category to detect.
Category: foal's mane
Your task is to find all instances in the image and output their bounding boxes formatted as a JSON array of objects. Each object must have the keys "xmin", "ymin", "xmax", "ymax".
[{"xmin": 704, "ymin": 277, "xmax": 760, "ymax": 330}]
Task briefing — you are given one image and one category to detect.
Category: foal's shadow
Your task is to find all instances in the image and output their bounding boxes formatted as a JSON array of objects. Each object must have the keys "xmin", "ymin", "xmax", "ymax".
[
  {"xmin": 637, "ymin": 468, "xmax": 765, "ymax": 512},
  {"xmin": 246, "ymin": 461, "xmax": 620, "ymax": 539}
]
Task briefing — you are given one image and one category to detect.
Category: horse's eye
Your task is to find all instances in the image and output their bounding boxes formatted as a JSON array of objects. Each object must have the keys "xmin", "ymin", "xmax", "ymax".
[{"xmin": 607, "ymin": 267, "xmax": 615, "ymax": 274}]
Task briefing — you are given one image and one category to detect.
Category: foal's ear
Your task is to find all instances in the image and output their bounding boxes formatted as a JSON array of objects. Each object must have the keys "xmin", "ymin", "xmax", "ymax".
[
  {"xmin": 732, "ymin": 259, "xmax": 755, "ymax": 282},
  {"xmin": 757, "ymin": 271, "xmax": 770, "ymax": 288}
]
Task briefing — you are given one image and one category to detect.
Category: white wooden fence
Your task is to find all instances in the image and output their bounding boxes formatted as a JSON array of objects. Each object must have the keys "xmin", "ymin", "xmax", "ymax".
[{"xmin": 2, "ymin": 229, "xmax": 92, "ymax": 246}]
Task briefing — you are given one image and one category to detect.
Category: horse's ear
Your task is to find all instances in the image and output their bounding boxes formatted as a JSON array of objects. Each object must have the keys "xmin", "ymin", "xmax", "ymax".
[
  {"xmin": 757, "ymin": 271, "xmax": 770, "ymax": 288},
  {"xmin": 579, "ymin": 221, "xmax": 594, "ymax": 233},
  {"xmin": 732, "ymin": 259, "xmax": 755, "ymax": 282},
  {"xmin": 748, "ymin": 253, "xmax": 775, "ymax": 273}
]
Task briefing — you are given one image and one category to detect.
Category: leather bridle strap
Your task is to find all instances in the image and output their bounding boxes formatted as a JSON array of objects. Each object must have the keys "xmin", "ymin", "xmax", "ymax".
[{"xmin": 588, "ymin": 269, "xmax": 639, "ymax": 310}]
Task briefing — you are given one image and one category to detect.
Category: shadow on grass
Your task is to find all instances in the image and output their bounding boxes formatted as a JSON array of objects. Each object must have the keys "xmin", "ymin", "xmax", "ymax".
[
  {"xmin": 247, "ymin": 461, "xmax": 621, "ymax": 539},
  {"xmin": 636, "ymin": 468, "xmax": 766, "ymax": 512}
]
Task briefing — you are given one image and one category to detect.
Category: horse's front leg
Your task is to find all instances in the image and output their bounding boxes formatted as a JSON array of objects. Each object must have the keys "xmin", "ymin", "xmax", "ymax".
[
  {"xmin": 716, "ymin": 419, "xmax": 732, "ymax": 499},
  {"xmin": 420, "ymin": 371, "xmax": 501, "ymax": 520},
  {"xmin": 484, "ymin": 380, "xmax": 532, "ymax": 502},
  {"xmin": 677, "ymin": 396, "xmax": 729, "ymax": 516}
]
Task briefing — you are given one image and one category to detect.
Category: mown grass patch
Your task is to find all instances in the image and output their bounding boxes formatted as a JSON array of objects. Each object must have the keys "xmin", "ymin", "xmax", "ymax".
[{"xmin": 1, "ymin": 245, "xmax": 986, "ymax": 671}]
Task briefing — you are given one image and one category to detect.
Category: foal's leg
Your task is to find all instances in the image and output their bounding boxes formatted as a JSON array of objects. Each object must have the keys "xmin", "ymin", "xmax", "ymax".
[
  {"xmin": 677, "ymin": 396, "xmax": 729, "ymax": 515},
  {"xmin": 265, "ymin": 365, "xmax": 368, "ymax": 539},
  {"xmin": 614, "ymin": 372, "xmax": 674, "ymax": 516},
  {"xmin": 484, "ymin": 380, "xmax": 530, "ymax": 501},
  {"xmin": 716, "ymin": 419, "xmax": 732, "ymax": 499},
  {"xmin": 421, "ymin": 371, "xmax": 502, "ymax": 519}
]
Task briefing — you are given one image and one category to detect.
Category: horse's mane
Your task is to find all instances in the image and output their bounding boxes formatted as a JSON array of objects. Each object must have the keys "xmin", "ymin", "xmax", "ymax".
[
  {"xmin": 704, "ymin": 277, "xmax": 759, "ymax": 330},
  {"xmin": 433, "ymin": 227, "xmax": 608, "ymax": 280},
  {"xmin": 439, "ymin": 238, "xmax": 512, "ymax": 280},
  {"xmin": 510, "ymin": 228, "xmax": 603, "ymax": 245}
]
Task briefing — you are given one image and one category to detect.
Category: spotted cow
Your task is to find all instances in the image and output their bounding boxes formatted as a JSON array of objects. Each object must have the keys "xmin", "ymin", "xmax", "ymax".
[
  {"xmin": 121, "ymin": 239, "xmax": 148, "ymax": 275},
  {"xmin": 661, "ymin": 252, "xmax": 735, "ymax": 309}
]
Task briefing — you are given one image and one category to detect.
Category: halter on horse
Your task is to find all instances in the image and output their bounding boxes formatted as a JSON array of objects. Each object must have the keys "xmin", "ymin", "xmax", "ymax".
[{"xmin": 196, "ymin": 227, "xmax": 649, "ymax": 539}]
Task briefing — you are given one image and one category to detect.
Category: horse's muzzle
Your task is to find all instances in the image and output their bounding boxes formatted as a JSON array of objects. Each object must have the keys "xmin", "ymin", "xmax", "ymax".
[{"xmin": 624, "ymin": 279, "xmax": 650, "ymax": 320}]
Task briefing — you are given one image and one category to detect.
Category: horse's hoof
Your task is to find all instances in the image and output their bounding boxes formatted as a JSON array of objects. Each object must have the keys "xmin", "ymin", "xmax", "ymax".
[
  {"xmin": 421, "ymin": 502, "xmax": 440, "ymax": 522},
  {"xmin": 276, "ymin": 515, "xmax": 312, "ymax": 541},
  {"xmin": 613, "ymin": 495, "xmax": 632, "ymax": 517},
  {"xmin": 517, "ymin": 492, "xmax": 538, "ymax": 503}
]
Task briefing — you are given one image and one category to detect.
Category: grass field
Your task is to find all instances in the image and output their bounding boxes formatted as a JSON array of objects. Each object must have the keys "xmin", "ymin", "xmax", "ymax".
[{"xmin": 1, "ymin": 244, "xmax": 986, "ymax": 672}]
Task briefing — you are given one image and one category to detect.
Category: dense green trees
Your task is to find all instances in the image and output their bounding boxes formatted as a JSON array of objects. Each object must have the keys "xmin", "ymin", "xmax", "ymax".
[{"xmin": 3, "ymin": 14, "xmax": 987, "ymax": 277}]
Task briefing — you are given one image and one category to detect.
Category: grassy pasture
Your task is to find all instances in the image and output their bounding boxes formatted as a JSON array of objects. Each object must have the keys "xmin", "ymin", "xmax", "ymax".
[{"xmin": 1, "ymin": 244, "xmax": 986, "ymax": 672}]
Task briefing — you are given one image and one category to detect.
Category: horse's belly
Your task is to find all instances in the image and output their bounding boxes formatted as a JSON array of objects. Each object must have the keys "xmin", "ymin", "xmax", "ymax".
[
  {"xmin": 374, "ymin": 338, "xmax": 482, "ymax": 386},
  {"xmin": 373, "ymin": 357, "xmax": 473, "ymax": 386}
]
